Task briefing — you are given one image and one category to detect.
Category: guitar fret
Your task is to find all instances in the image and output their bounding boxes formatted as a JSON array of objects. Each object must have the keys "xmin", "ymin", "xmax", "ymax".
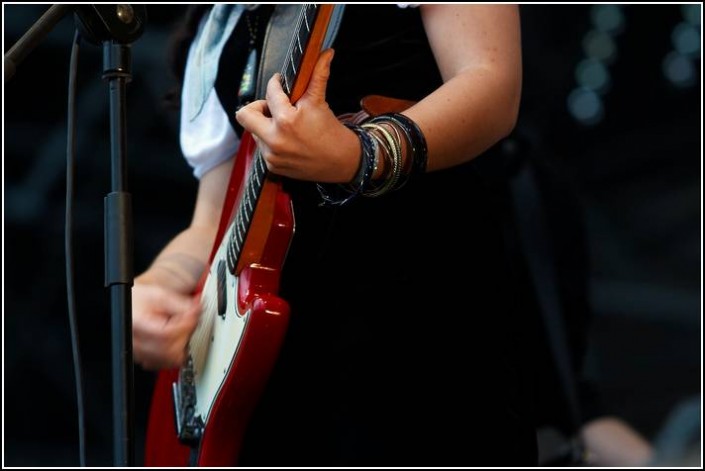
[
  {"xmin": 298, "ymin": 23, "xmax": 308, "ymax": 53},
  {"xmin": 253, "ymin": 164, "xmax": 263, "ymax": 186},
  {"xmin": 238, "ymin": 214, "xmax": 247, "ymax": 236},
  {"xmin": 282, "ymin": 71, "xmax": 290, "ymax": 95},
  {"xmin": 244, "ymin": 189, "xmax": 253, "ymax": 213},
  {"xmin": 229, "ymin": 225, "xmax": 238, "ymax": 249},
  {"xmin": 226, "ymin": 235, "xmax": 236, "ymax": 272},
  {"xmin": 230, "ymin": 224, "xmax": 238, "ymax": 246},
  {"xmin": 286, "ymin": 70, "xmax": 295, "ymax": 93},
  {"xmin": 249, "ymin": 179, "xmax": 259, "ymax": 202},
  {"xmin": 255, "ymin": 162, "xmax": 266, "ymax": 186},
  {"xmin": 233, "ymin": 230, "xmax": 242, "ymax": 251},
  {"xmin": 230, "ymin": 240, "xmax": 237, "ymax": 261},
  {"xmin": 246, "ymin": 188, "xmax": 256, "ymax": 215},
  {"xmin": 237, "ymin": 216, "xmax": 246, "ymax": 238},
  {"xmin": 290, "ymin": 51, "xmax": 297, "ymax": 75},
  {"xmin": 232, "ymin": 233, "xmax": 241, "ymax": 254},
  {"xmin": 231, "ymin": 221, "xmax": 241, "ymax": 244},
  {"xmin": 227, "ymin": 238, "xmax": 238, "ymax": 263}
]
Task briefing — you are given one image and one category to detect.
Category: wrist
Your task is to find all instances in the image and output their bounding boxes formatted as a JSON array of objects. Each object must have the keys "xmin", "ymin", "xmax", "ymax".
[
  {"xmin": 137, "ymin": 255, "xmax": 205, "ymax": 294},
  {"xmin": 339, "ymin": 124, "xmax": 363, "ymax": 183}
]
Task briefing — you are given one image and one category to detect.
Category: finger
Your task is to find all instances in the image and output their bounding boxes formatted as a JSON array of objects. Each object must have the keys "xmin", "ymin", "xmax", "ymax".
[
  {"xmin": 135, "ymin": 319, "xmax": 192, "ymax": 369},
  {"xmin": 164, "ymin": 299, "xmax": 200, "ymax": 336},
  {"xmin": 135, "ymin": 295, "xmax": 197, "ymax": 341},
  {"xmin": 133, "ymin": 309, "xmax": 171, "ymax": 338},
  {"xmin": 266, "ymin": 73, "xmax": 295, "ymax": 117},
  {"xmin": 303, "ymin": 49, "xmax": 335, "ymax": 103},
  {"xmin": 236, "ymin": 99, "xmax": 271, "ymax": 136},
  {"xmin": 182, "ymin": 299, "xmax": 202, "ymax": 330},
  {"xmin": 251, "ymin": 132, "xmax": 267, "ymax": 151},
  {"xmin": 135, "ymin": 284, "xmax": 193, "ymax": 319}
]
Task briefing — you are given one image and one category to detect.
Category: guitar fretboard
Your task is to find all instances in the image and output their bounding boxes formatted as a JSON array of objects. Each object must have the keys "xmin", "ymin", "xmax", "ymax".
[{"xmin": 226, "ymin": 4, "xmax": 319, "ymax": 274}]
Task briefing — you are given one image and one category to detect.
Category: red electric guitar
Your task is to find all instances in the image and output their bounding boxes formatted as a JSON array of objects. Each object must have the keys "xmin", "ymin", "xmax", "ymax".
[{"xmin": 144, "ymin": 5, "xmax": 337, "ymax": 466}]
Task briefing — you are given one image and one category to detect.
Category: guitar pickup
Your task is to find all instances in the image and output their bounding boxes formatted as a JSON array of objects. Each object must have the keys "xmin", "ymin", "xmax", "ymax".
[{"xmin": 217, "ymin": 259, "xmax": 227, "ymax": 318}]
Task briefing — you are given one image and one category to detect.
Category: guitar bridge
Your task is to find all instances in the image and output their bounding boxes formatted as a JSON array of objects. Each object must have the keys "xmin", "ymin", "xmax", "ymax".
[{"xmin": 172, "ymin": 356, "xmax": 204, "ymax": 447}]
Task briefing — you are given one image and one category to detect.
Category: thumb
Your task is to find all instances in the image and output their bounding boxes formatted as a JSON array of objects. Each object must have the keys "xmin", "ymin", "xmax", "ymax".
[{"xmin": 303, "ymin": 48, "xmax": 335, "ymax": 103}]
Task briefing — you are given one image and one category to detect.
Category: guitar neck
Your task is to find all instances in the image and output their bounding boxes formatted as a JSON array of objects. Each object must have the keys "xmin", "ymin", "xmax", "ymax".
[
  {"xmin": 279, "ymin": 4, "xmax": 318, "ymax": 100},
  {"xmin": 224, "ymin": 4, "xmax": 333, "ymax": 275}
]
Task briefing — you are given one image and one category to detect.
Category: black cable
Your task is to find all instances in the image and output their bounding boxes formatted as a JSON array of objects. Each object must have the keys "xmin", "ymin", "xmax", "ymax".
[{"xmin": 66, "ymin": 29, "xmax": 86, "ymax": 468}]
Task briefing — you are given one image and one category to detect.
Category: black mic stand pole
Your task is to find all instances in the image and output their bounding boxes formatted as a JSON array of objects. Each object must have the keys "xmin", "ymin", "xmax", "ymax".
[
  {"xmin": 103, "ymin": 38, "xmax": 137, "ymax": 470},
  {"xmin": 73, "ymin": 5, "xmax": 146, "ymax": 466}
]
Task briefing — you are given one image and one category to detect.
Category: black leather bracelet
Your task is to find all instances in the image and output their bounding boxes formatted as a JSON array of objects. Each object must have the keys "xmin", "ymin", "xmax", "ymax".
[{"xmin": 316, "ymin": 123, "xmax": 376, "ymax": 206}]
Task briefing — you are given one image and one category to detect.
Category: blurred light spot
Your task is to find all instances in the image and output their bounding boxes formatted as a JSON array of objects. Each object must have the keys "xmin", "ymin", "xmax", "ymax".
[
  {"xmin": 681, "ymin": 4, "xmax": 701, "ymax": 26},
  {"xmin": 567, "ymin": 88, "xmax": 604, "ymax": 125},
  {"xmin": 583, "ymin": 30, "xmax": 618, "ymax": 63},
  {"xmin": 672, "ymin": 22, "xmax": 701, "ymax": 58},
  {"xmin": 591, "ymin": 5, "xmax": 625, "ymax": 34},
  {"xmin": 662, "ymin": 51, "xmax": 696, "ymax": 88},
  {"xmin": 576, "ymin": 58, "xmax": 611, "ymax": 94}
]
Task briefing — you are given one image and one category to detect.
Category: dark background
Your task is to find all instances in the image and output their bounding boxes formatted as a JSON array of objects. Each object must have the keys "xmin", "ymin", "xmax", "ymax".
[{"xmin": 3, "ymin": 4, "xmax": 701, "ymax": 466}]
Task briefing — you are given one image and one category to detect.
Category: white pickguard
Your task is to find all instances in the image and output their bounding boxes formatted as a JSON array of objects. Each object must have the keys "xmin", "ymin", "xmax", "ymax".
[{"xmin": 191, "ymin": 239, "xmax": 248, "ymax": 424}]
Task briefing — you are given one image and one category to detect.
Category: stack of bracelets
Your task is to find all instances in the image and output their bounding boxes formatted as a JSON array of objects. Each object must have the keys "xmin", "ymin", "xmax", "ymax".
[{"xmin": 317, "ymin": 112, "xmax": 428, "ymax": 206}]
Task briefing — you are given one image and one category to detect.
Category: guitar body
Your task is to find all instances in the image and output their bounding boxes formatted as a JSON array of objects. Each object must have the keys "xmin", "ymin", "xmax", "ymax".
[{"xmin": 144, "ymin": 134, "xmax": 294, "ymax": 466}]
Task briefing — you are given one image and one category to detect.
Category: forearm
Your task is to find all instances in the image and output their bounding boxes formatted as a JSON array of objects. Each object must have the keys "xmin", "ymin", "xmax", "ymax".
[
  {"xmin": 404, "ymin": 65, "xmax": 521, "ymax": 171},
  {"xmin": 409, "ymin": 4, "xmax": 522, "ymax": 171},
  {"xmin": 135, "ymin": 224, "xmax": 216, "ymax": 294}
]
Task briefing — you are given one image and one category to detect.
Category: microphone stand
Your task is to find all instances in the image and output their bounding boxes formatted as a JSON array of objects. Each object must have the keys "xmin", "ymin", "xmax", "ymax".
[{"xmin": 5, "ymin": 5, "xmax": 146, "ymax": 466}]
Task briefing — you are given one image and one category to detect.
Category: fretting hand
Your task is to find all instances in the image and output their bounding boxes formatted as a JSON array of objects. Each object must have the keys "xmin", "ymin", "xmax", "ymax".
[{"xmin": 235, "ymin": 49, "xmax": 361, "ymax": 184}]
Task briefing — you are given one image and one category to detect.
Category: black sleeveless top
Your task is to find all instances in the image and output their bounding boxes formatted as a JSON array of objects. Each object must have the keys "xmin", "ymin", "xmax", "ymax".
[{"xmin": 209, "ymin": 5, "xmax": 537, "ymax": 466}]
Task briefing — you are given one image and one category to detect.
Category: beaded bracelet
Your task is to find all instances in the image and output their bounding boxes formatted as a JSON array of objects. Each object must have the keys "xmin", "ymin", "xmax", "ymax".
[{"xmin": 316, "ymin": 123, "xmax": 377, "ymax": 206}]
